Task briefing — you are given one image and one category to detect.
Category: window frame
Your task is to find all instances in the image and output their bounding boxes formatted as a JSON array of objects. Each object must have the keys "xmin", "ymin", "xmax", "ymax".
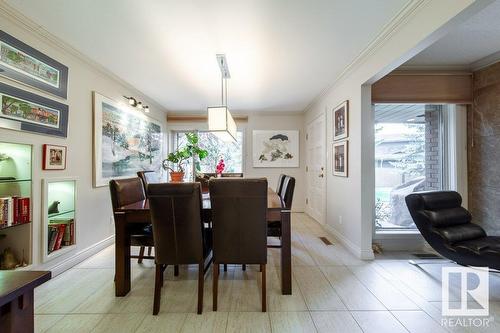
[{"xmin": 169, "ymin": 128, "xmax": 246, "ymax": 177}]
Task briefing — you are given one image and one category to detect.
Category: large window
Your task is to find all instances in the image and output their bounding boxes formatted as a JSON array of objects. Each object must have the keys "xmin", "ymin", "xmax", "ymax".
[
  {"xmin": 374, "ymin": 104, "xmax": 445, "ymax": 231},
  {"xmin": 172, "ymin": 131, "xmax": 244, "ymax": 180}
]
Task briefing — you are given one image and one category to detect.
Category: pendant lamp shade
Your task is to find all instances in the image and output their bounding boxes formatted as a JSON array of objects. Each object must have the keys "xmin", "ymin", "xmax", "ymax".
[{"xmin": 208, "ymin": 106, "xmax": 237, "ymax": 142}]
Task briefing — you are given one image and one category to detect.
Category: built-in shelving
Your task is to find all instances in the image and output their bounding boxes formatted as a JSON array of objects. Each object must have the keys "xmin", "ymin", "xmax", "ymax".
[
  {"xmin": 0, "ymin": 142, "xmax": 33, "ymax": 270},
  {"xmin": 42, "ymin": 177, "xmax": 77, "ymax": 262}
]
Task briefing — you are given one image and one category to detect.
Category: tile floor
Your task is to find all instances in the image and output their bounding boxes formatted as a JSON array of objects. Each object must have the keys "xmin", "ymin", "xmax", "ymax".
[{"xmin": 34, "ymin": 213, "xmax": 500, "ymax": 332}]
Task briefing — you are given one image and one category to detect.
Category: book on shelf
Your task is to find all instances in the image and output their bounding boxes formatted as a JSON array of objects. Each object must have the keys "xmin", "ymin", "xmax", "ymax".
[
  {"xmin": 0, "ymin": 196, "xmax": 30, "ymax": 228},
  {"xmin": 48, "ymin": 218, "xmax": 75, "ymax": 252}
]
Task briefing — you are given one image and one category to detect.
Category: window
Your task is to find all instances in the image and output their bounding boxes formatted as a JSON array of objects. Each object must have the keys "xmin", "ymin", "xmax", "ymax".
[
  {"xmin": 374, "ymin": 104, "xmax": 446, "ymax": 231},
  {"xmin": 172, "ymin": 131, "xmax": 244, "ymax": 180}
]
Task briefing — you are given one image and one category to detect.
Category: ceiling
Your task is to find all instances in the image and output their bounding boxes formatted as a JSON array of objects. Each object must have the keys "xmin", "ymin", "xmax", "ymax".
[
  {"xmin": 5, "ymin": 0, "xmax": 408, "ymax": 113},
  {"xmin": 405, "ymin": 0, "xmax": 500, "ymax": 69},
  {"xmin": 374, "ymin": 104, "xmax": 425, "ymax": 124}
]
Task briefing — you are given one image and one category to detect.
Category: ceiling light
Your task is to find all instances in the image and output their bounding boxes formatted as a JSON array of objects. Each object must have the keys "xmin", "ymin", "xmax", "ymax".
[
  {"xmin": 208, "ymin": 54, "xmax": 236, "ymax": 142},
  {"xmin": 208, "ymin": 106, "xmax": 236, "ymax": 141},
  {"xmin": 407, "ymin": 118, "xmax": 415, "ymax": 122},
  {"xmin": 137, "ymin": 102, "xmax": 143, "ymax": 109},
  {"xmin": 143, "ymin": 106, "xmax": 150, "ymax": 113},
  {"xmin": 124, "ymin": 96, "xmax": 137, "ymax": 106}
]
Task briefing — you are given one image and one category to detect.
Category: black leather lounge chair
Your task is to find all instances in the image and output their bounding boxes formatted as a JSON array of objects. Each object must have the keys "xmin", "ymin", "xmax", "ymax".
[{"xmin": 406, "ymin": 191, "xmax": 500, "ymax": 271}]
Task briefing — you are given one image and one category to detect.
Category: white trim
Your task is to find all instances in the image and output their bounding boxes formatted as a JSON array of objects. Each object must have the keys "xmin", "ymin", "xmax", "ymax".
[
  {"xmin": 324, "ymin": 223, "xmax": 374, "ymax": 260},
  {"xmin": 34, "ymin": 235, "xmax": 115, "ymax": 277},
  {"xmin": 471, "ymin": 50, "xmax": 500, "ymax": 72}
]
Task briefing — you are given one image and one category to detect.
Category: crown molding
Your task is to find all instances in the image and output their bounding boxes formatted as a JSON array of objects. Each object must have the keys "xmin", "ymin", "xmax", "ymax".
[
  {"xmin": 397, "ymin": 64, "xmax": 471, "ymax": 72},
  {"xmin": 471, "ymin": 50, "xmax": 500, "ymax": 72},
  {"xmin": 303, "ymin": 0, "xmax": 427, "ymax": 113},
  {"xmin": 0, "ymin": 1, "xmax": 167, "ymax": 112}
]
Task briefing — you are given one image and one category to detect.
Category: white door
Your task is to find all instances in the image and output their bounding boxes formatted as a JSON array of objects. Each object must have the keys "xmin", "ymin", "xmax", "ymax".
[{"xmin": 305, "ymin": 113, "xmax": 326, "ymax": 224}]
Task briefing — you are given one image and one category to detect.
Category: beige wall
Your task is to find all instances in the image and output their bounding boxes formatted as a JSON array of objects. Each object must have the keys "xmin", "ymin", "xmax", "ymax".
[
  {"xmin": 167, "ymin": 112, "xmax": 306, "ymax": 212},
  {"xmin": 304, "ymin": 0, "xmax": 484, "ymax": 259},
  {"xmin": 0, "ymin": 8, "xmax": 168, "ymax": 271},
  {"xmin": 243, "ymin": 113, "xmax": 305, "ymax": 212}
]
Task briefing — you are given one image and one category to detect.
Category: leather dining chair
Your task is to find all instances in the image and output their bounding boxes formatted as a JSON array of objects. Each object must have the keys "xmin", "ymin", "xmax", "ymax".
[
  {"xmin": 137, "ymin": 170, "xmax": 161, "ymax": 262},
  {"xmin": 147, "ymin": 182, "xmax": 212, "ymax": 315},
  {"xmin": 209, "ymin": 178, "xmax": 268, "ymax": 312},
  {"xmin": 109, "ymin": 177, "xmax": 154, "ymax": 264},
  {"xmin": 268, "ymin": 176, "xmax": 295, "ymax": 246},
  {"xmin": 137, "ymin": 170, "xmax": 160, "ymax": 190},
  {"xmin": 276, "ymin": 174, "xmax": 286, "ymax": 196}
]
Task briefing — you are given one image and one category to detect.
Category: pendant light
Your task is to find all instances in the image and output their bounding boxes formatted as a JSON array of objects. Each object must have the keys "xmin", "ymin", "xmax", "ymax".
[{"xmin": 208, "ymin": 54, "xmax": 237, "ymax": 142}]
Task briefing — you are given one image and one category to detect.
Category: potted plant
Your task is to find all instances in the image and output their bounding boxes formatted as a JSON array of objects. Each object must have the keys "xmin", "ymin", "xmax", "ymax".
[{"xmin": 162, "ymin": 132, "xmax": 208, "ymax": 182}]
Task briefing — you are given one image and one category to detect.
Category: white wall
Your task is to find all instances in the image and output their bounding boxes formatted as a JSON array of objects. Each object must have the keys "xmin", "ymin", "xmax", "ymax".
[
  {"xmin": 167, "ymin": 112, "xmax": 306, "ymax": 212},
  {"xmin": 304, "ymin": 0, "xmax": 488, "ymax": 259},
  {"xmin": 0, "ymin": 7, "xmax": 168, "ymax": 272}
]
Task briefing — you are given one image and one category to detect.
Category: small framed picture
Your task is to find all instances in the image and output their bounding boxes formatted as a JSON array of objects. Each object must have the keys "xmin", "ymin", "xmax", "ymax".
[
  {"xmin": 332, "ymin": 140, "xmax": 348, "ymax": 177},
  {"xmin": 43, "ymin": 144, "xmax": 67, "ymax": 170},
  {"xmin": 333, "ymin": 100, "xmax": 348, "ymax": 141}
]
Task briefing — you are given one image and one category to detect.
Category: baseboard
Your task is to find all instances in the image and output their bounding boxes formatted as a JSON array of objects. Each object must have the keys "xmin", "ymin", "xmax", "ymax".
[
  {"xmin": 324, "ymin": 224, "xmax": 374, "ymax": 260},
  {"xmin": 38, "ymin": 235, "xmax": 115, "ymax": 277}
]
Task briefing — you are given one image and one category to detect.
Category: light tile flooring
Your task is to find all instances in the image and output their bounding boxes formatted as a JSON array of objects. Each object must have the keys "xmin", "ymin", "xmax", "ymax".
[{"xmin": 35, "ymin": 213, "xmax": 500, "ymax": 332}]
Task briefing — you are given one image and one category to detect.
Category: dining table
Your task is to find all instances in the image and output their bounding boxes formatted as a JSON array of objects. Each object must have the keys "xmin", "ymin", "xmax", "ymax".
[{"xmin": 113, "ymin": 187, "xmax": 292, "ymax": 296}]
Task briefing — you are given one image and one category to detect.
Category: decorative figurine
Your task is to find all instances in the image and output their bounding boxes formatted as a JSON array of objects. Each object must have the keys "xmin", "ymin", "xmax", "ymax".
[
  {"xmin": 48, "ymin": 200, "xmax": 60, "ymax": 214},
  {"xmin": 0, "ymin": 248, "xmax": 19, "ymax": 270}
]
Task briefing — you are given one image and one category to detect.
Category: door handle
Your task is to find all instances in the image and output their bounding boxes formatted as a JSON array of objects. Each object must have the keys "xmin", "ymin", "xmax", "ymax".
[{"xmin": 318, "ymin": 174, "xmax": 324, "ymax": 178}]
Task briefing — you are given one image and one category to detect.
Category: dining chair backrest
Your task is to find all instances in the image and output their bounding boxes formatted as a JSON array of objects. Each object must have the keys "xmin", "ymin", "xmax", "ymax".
[
  {"xmin": 147, "ymin": 183, "xmax": 204, "ymax": 265},
  {"xmin": 109, "ymin": 177, "xmax": 146, "ymax": 211},
  {"xmin": 276, "ymin": 174, "xmax": 286, "ymax": 195},
  {"xmin": 280, "ymin": 176, "xmax": 295, "ymax": 210},
  {"xmin": 137, "ymin": 170, "xmax": 160, "ymax": 194},
  {"xmin": 209, "ymin": 178, "xmax": 267, "ymax": 264}
]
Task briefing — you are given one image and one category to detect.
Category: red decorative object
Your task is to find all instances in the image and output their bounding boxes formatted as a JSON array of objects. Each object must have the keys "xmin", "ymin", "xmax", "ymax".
[{"xmin": 216, "ymin": 159, "xmax": 225, "ymax": 176}]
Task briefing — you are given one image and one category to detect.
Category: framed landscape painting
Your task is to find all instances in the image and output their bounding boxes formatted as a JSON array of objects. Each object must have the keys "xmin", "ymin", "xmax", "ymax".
[
  {"xmin": 333, "ymin": 140, "xmax": 348, "ymax": 177},
  {"xmin": 0, "ymin": 30, "xmax": 69, "ymax": 99},
  {"xmin": 333, "ymin": 100, "xmax": 348, "ymax": 141},
  {"xmin": 252, "ymin": 130, "xmax": 299, "ymax": 168},
  {"xmin": 93, "ymin": 92, "xmax": 163, "ymax": 187},
  {"xmin": 0, "ymin": 82, "xmax": 69, "ymax": 137}
]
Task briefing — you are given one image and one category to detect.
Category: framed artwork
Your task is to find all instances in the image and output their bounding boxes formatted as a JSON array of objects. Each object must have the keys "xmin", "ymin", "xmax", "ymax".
[
  {"xmin": 332, "ymin": 140, "xmax": 348, "ymax": 177},
  {"xmin": 0, "ymin": 82, "xmax": 69, "ymax": 137},
  {"xmin": 0, "ymin": 30, "xmax": 69, "ymax": 99},
  {"xmin": 93, "ymin": 92, "xmax": 163, "ymax": 187},
  {"xmin": 252, "ymin": 130, "xmax": 299, "ymax": 168},
  {"xmin": 333, "ymin": 100, "xmax": 348, "ymax": 141},
  {"xmin": 43, "ymin": 144, "xmax": 67, "ymax": 170}
]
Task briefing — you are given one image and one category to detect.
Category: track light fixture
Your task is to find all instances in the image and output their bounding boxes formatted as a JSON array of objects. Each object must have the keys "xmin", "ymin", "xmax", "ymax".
[{"xmin": 123, "ymin": 96, "xmax": 149, "ymax": 113}]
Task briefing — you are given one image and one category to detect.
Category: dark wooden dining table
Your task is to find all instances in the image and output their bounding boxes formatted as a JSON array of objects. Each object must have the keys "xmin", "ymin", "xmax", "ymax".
[{"xmin": 113, "ymin": 187, "xmax": 292, "ymax": 296}]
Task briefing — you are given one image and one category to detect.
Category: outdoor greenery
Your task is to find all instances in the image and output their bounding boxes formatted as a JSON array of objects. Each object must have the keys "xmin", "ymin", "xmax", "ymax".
[
  {"xmin": 163, "ymin": 132, "xmax": 208, "ymax": 173},
  {"xmin": 175, "ymin": 131, "xmax": 243, "ymax": 178}
]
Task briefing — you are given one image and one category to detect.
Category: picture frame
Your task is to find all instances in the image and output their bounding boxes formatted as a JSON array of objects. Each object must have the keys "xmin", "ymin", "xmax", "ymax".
[
  {"xmin": 0, "ymin": 30, "xmax": 69, "ymax": 99},
  {"xmin": 0, "ymin": 82, "xmax": 69, "ymax": 138},
  {"xmin": 332, "ymin": 140, "xmax": 348, "ymax": 177},
  {"xmin": 93, "ymin": 91, "xmax": 163, "ymax": 187},
  {"xmin": 333, "ymin": 100, "xmax": 348, "ymax": 141},
  {"xmin": 42, "ymin": 144, "xmax": 67, "ymax": 170},
  {"xmin": 252, "ymin": 130, "xmax": 300, "ymax": 168}
]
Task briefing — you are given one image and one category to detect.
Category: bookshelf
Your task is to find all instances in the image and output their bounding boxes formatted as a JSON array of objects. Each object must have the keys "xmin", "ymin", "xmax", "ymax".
[
  {"xmin": 42, "ymin": 177, "xmax": 77, "ymax": 262},
  {"xmin": 0, "ymin": 142, "xmax": 32, "ymax": 270}
]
